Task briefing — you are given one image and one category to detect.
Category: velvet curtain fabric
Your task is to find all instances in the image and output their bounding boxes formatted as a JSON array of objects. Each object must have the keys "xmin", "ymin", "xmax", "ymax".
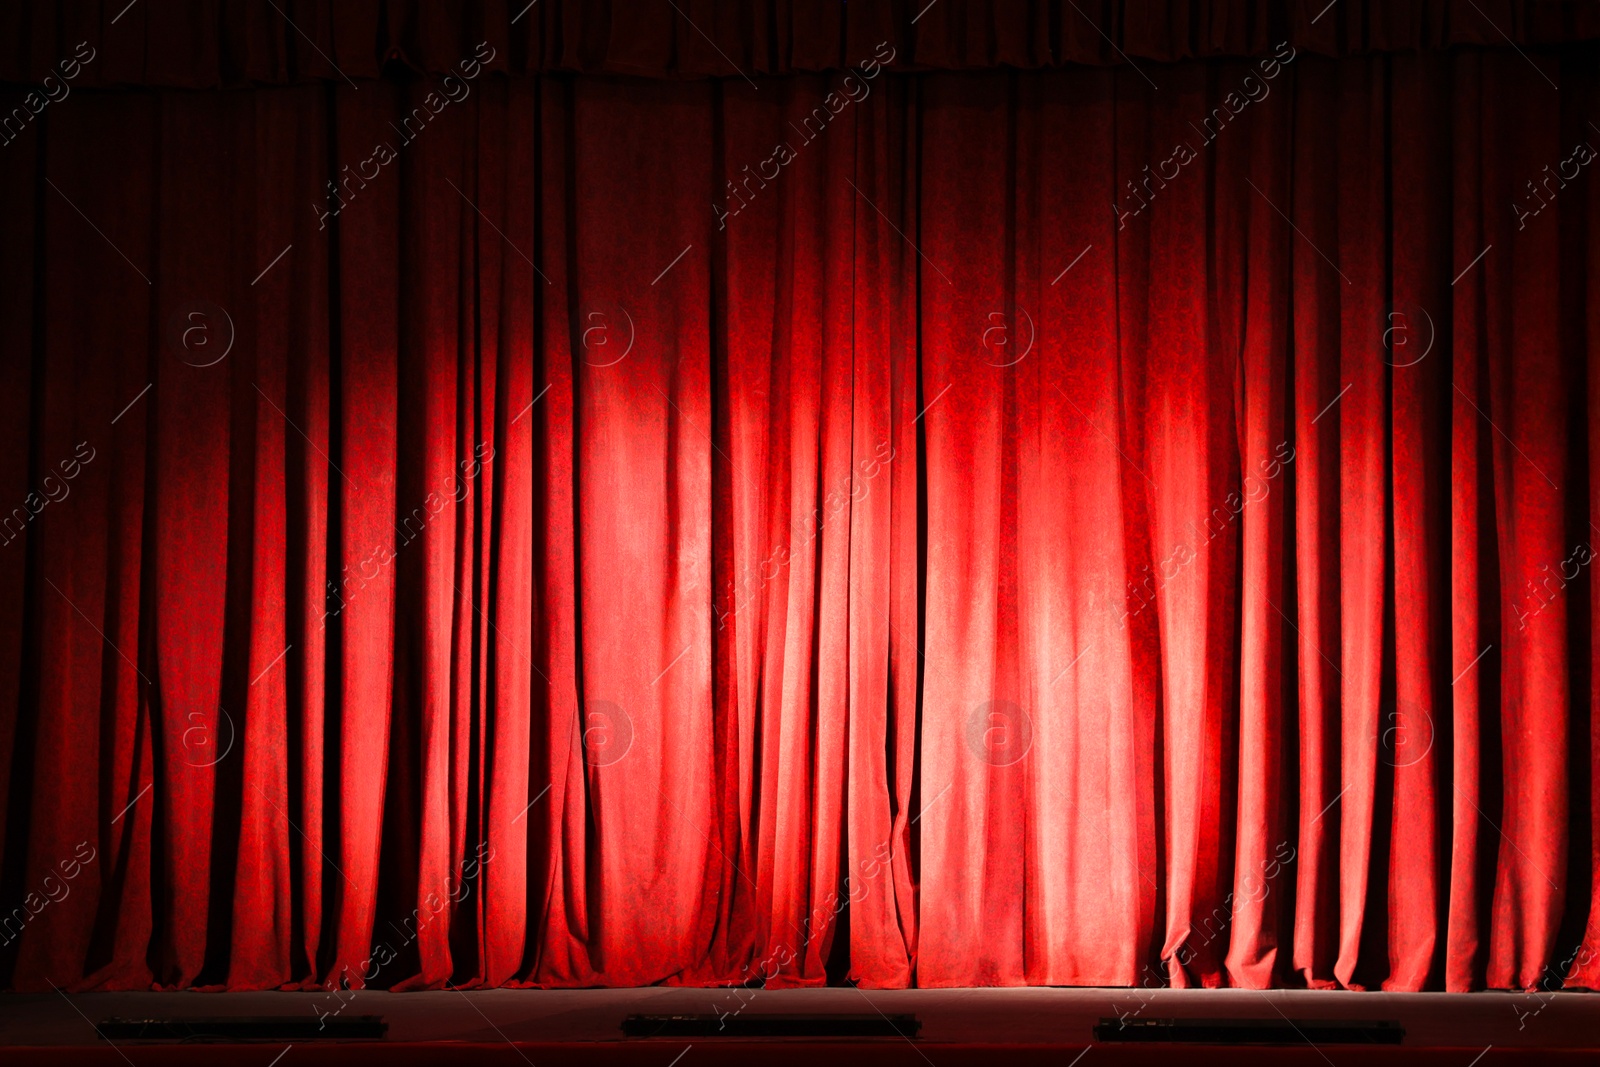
[{"xmin": 3, "ymin": 41, "xmax": 1600, "ymax": 995}]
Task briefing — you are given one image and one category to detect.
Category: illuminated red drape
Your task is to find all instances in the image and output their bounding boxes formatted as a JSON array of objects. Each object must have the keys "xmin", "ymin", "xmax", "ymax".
[{"xmin": 3, "ymin": 46, "xmax": 1600, "ymax": 995}]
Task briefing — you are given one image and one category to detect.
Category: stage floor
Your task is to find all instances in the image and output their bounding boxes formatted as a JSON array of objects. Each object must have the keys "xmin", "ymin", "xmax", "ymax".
[{"xmin": 1, "ymin": 986, "xmax": 1597, "ymax": 1065}]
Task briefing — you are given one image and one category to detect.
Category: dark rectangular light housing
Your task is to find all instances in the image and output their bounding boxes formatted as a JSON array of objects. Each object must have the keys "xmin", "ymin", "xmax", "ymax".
[
  {"xmin": 1096, "ymin": 1018, "xmax": 1405, "ymax": 1045},
  {"xmin": 622, "ymin": 1013, "xmax": 921, "ymax": 1038},
  {"xmin": 96, "ymin": 1016, "xmax": 388, "ymax": 1041}
]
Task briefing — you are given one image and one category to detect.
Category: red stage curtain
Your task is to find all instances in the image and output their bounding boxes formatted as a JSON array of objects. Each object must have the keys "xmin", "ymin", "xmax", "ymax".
[{"xmin": 2, "ymin": 44, "xmax": 1600, "ymax": 996}]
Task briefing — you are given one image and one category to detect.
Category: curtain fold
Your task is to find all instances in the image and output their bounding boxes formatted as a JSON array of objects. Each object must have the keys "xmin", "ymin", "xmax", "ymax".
[{"xmin": 1, "ymin": 47, "xmax": 1598, "ymax": 994}]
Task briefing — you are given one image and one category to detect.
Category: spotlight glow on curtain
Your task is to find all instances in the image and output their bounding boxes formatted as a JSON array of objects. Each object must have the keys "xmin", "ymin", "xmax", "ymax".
[{"xmin": 1, "ymin": 46, "xmax": 1599, "ymax": 996}]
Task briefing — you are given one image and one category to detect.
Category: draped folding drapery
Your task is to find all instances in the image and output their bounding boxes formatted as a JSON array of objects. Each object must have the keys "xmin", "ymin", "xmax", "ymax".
[{"xmin": 3, "ymin": 40, "xmax": 1600, "ymax": 996}]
